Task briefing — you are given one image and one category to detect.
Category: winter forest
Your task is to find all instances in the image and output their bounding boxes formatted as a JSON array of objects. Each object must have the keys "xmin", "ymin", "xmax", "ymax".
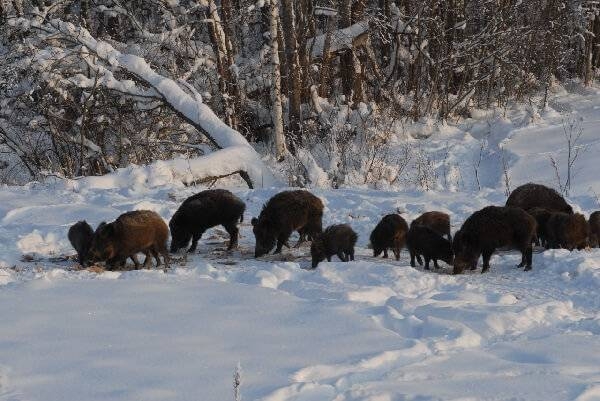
[
  {"xmin": 4, "ymin": 2, "xmax": 600, "ymax": 401},
  {"xmin": 2, "ymin": 0, "xmax": 600, "ymax": 189}
]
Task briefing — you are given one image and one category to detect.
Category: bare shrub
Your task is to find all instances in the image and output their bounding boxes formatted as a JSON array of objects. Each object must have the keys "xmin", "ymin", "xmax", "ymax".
[{"xmin": 549, "ymin": 117, "xmax": 588, "ymax": 197}]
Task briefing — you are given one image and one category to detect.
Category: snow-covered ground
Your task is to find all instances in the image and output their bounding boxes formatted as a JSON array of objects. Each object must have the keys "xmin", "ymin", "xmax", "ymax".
[{"xmin": 2, "ymin": 86, "xmax": 600, "ymax": 401}]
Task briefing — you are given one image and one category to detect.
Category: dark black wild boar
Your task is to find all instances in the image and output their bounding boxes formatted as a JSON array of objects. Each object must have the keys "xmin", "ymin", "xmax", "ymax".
[
  {"xmin": 527, "ymin": 207, "xmax": 552, "ymax": 247},
  {"xmin": 68, "ymin": 220, "xmax": 94, "ymax": 266},
  {"xmin": 369, "ymin": 214, "xmax": 409, "ymax": 261},
  {"xmin": 410, "ymin": 211, "xmax": 452, "ymax": 241},
  {"xmin": 90, "ymin": 210, "xmax": 170, "ymax": 270},
  {"xmin": 406, "ymin": 225, "xmax": 453, "ymax": 270},
  {"xmin": 311, "ymin": 224, "xmax": 358, "ymax": 268},
  {"xmin": 545, "ymin": 212, "xmax": 589, "ymax": 251},
  {"xmin": 252, "ymin": 190, "xmax": 324, "ymax": 257},
  {"xmin": 169, "ymin": 189, "xmax": 245, "ymax": 253},
  {"xmin": 453, "ymin": 206, "xmax": 537, "ymax": 274},
  {"xmin": 506, "ymin": 183, "xmax": 573, "ymax": 214},
  {"xmin": 589, "ymin": 211, "xmax": 600, "ymax": 248}
]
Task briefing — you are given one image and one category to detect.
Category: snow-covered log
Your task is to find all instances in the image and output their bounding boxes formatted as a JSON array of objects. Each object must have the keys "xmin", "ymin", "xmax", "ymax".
[
  {"xmin": 8, "ymin": 17, "xmax": 278, "ymax": 188},
  {"xmin": 65, "ymin": 146, "xmax": 276, "ymax": 190}
]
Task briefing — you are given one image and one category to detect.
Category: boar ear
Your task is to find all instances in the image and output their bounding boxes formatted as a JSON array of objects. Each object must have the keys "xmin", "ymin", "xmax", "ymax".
[
  {"xmin": 96, "ymin": 222, "xmax": 114, "ymax": 237},
  {"xmin": 251, "ymin": 217, "xmax": 258, "ymax": 226}
]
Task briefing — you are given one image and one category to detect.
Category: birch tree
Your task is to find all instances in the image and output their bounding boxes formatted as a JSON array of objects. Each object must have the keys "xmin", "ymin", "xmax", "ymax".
[{"xmin": 268, "ymin": 0, "xmax": 287, "ymax": 161}]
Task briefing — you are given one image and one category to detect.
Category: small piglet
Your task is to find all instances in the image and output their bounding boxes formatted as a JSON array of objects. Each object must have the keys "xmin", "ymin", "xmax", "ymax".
[
  {"xmin": 369, "ymin": 214, "xmax": 408, "ymax": 261},
  {"xmin": 68, "ymin": 220, "xmax": 94, "ymax": 266},
  {"xmin": 406, "ymin": 225, "xmax": 453, "ymax": 270},
  {"xmin": 311, "ymin": 224, "xmax": 358, "ymax": 268}
]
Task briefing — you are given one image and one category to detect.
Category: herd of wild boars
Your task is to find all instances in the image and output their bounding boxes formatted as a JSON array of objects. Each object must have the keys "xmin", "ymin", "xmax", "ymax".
[{"xmin": 68, "ymin": 183, "xmax": 600, "ymax": 273}]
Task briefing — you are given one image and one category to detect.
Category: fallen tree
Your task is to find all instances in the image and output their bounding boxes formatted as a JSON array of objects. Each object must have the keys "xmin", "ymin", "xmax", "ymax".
[{"xmin": 8, "ymin": 16, "xmax": 279, "ymax": 188}]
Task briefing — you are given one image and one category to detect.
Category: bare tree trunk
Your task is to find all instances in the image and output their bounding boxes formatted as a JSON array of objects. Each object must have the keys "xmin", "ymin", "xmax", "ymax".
[
  {"xmin": 584, "ymin": 16, "xmax": 595, "ymax": 86},
  {"xmin": 206, "ymin": 0, "xmax": 239, "ymax": 129},
  {"xmin": 281, "ymin": 0, "xmax": 302, "ymax": 152},
  {"xmin": 338, "ymin": 0, "xmax": 365, "ymax": 103},
  {"xmin": 320, "ymin": 14, "xmax": 337, "ymax": 97},
  {"xmin": 338, "ymin": 0, "xmax": 354, "ymax": 100},
  {"xmin": 269, "ymin": 0, "xmax": 287, "ymax": 161},
  {"xmin": 298, "ymin": 0, "xmax": 315, "ymax": 101}
]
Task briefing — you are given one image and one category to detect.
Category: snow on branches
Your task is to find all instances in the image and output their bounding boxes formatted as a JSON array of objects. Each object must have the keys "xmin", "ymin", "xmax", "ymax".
[{"xmin": 7, "ymin": 16, "xmax": 278, "ymax": 188}]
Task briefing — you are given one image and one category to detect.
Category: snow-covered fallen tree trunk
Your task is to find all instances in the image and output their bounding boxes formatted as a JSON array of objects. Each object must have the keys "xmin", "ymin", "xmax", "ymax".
[
  {"xmin": 61, "ymin": 147, "xmax": 274, "ymax": 191},
  {"xmin": 8, "ymin": 17, "xmax": 279, "ymax": 188}
]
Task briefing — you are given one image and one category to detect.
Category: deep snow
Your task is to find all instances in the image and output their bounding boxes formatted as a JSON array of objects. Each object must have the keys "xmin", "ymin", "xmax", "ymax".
[
  {"xmin": 1, "ymin": 184, "xmax": 600, "ymax": 401},
  {"xmin": 2, "ymin": 85, "xmax": 600, "ymax": 401}
]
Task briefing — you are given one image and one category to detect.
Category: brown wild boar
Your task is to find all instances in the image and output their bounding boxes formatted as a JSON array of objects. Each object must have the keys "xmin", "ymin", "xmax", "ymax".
[
  {"xmin": 252, "ymin": 190, "xmax": 323, "ymax": 257},
  {"xmin": 410, "ymin": 211, "xmax": 452, "ymax": 241},
  {"xmin": 169, "ymin": 189, "xmax": 245, "ymax": 253},
  {"xmin": 406, "ymin": 225, "xmax": 454, "ymax": 270},
  {"xmin": 311, "ymin": 224, "xmax": 358, "ymax": 268},
  {"xmin": 89, "ymin": 210, "xmax": 170, "ymax": 270},
  {"xmin": 68, "ymin": 220, "xmax": 94, "ymax": 266},
  {"xmin": 527, "ymin": 207, "xmax": 552, "ymax": 247},
  {"xmin": 453, "ymin": 206, "xmax": 536, "ymax": 274},
  {"xmin": 589, "ymin": 211, "xmax": 600, "ymax": 248},
  {"xmin": 545, "ymin": 212, "xmax": 589, "ymax": 251},
  {"xmin": 369, "ymin": 214, "xmax": 409, "ymax": 261},
  {"xmin": 506, "ymin": 183, "xmax": 573, "ymax": 214}
]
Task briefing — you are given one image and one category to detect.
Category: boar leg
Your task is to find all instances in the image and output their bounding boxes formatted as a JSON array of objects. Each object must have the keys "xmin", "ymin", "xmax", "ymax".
[
  {"xmin": 348, "ymin": 248, "xmax": 355, "ymax": 261},
  {"xmin": 188, "ymin": 231, "xmax": 203, "ymax": 253},
  {"xmin": 424, "ymin": 256, "xmax": 431, "ymax": 270},
  {"xmin": 383, "ymin": 248, "xmax": 389, "ymax": 258},
  {"xmin": 433, "ymin": 259, "xmax": 440, "ymax": 269},
  {"xmin": 149, "ymin": 248, "xmax": 161, "ymax": 267},
  {"xmin": 77, "ymin": 252, "xmax": 85, "ymax": 266},
  {"xmin": 223, "ymin": 222, "xmax": 239, "ymax": 250},
  {"xmin": 409, "ymin": 249, "xmax": 416, "ymax": 267},
  {"xmin": 142, "ymin": 250, "xmax": 154, "ymax": 269},
  {"xmin": 157, "ymin": 242, "xmax": 170, "ymax": 269},
  {"xmin": 337, "ymin": 251, "xmax": 347, "ymax": 262},
  {"xmin": 128, "ymin": 254, "xmax": 142, "ymax": 269},
  {"xmin": 275, "ymin": 232, "xmax": 292, "ymax": 254},
  {"xmin": 481, "ymin": 249, "xmax": 493, "ymax": 273},
  {"xmin": 523, "ymin": 246, "xmax": 533, "ymax": 271},
  {"xmin": 392, "ymin": 247, "xmax": 400, "ymax": 261}
]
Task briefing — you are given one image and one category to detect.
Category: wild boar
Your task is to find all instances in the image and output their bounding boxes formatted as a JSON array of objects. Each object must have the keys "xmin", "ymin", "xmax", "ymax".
[
  {"xmin": 453, "ymin": 206, "xmax": 536, "ymax": 274},
  {"xmin": 169, "ymin": 189, "xmax": 245, "ymax": 253},
  {"xmin": 310, "ymin": 224, "xmax": 358, "ymax": 268},
  {"xmin": 89, "ymin": 210, "xmax": 170, "ymax": 270},
  {"xmin": 369, "ymin": 214, "xmax": 409, "ymax": 261},
  {"xmin": 407, "ymin": 225, "xmax": 454, "ymax": 270},
  {"xmin": 68, "ymin": 220, "xmax": 94, "ymax": 266},
  {"xmin": 252, "ymin": 190, "xmax": 324, "ymax": 257}
]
